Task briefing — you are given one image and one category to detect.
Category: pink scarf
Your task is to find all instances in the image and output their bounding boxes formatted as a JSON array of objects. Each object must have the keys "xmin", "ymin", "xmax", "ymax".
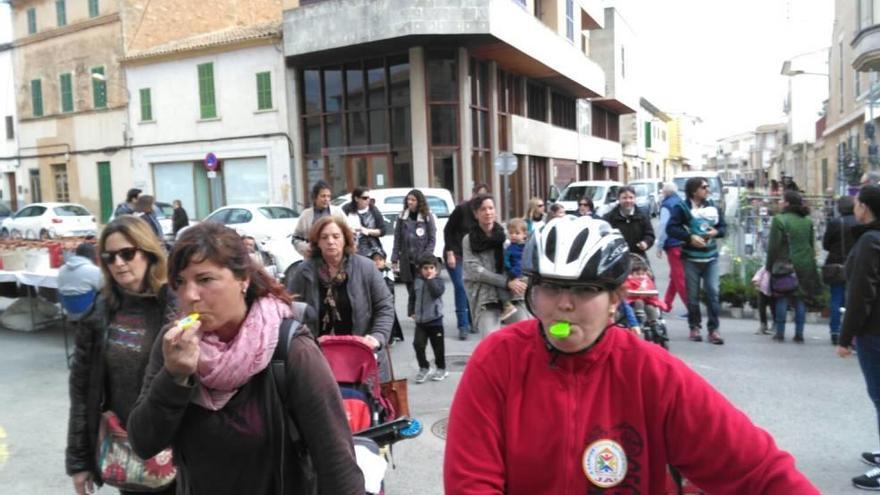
[{"xmin": 193, "ymin": 296, "xmax": 292, "ymax": 411}]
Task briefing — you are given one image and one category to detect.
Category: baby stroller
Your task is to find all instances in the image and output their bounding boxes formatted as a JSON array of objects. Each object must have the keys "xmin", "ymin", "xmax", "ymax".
[
  {"xmin": 318, "ymin": 335, "xmax": 422, "ymax": 495},
  {"xmin": 624, "ymin": 253, "xmax": 670, "ymax": 350}
]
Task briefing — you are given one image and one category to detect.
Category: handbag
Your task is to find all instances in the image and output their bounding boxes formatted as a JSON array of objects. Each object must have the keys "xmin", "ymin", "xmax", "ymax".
[
  {"xmin": 95, "ymin": 410, "xmax": 176, "ymax": 491},
  {"xmin": 751, "ymin": 266, "xmax": 771, "ymax": 296},
  {"xmin": 822, "ymin": 219, "xmax": 847, "ymax": 285},
  {"xmin": 380, "ymin": 347, "xmax": 410, "ymax": 419},
  {"xmin": 769, "ymin": 222, "xmax": 798, "ymax": 294}
]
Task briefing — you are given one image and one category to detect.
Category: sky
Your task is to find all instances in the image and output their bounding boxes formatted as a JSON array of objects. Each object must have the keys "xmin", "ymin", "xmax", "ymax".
[{"xmin": 621, "ymin": 0, "xmax": 834, "ymax": 142}]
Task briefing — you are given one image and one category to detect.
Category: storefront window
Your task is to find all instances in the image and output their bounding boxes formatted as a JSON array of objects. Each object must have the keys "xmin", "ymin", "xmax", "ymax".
[
  {"xmin": 431, "ymin": 106, "xmax": 457, "ymax": 145},
  {"xmin": 304, "ymin": 70, "xmax": 321, "ymax": 114},
  {"xmin": 432, "ymin": 151, "xmax": 457, "ymax": 192},
  {"xmin": 324, "ymin": 69, "xmax": 343, "ymax": 112}
]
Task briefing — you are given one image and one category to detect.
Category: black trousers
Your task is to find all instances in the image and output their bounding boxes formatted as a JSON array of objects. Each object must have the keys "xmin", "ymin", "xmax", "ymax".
[{"xmin": 413, "ymin": 321, "xmax": 445, "ymax": 370}]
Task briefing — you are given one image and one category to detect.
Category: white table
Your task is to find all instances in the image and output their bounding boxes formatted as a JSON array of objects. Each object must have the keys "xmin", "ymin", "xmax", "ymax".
[{"xmin": 0, "ymin": 269, "xmax": 59, "ymax": 289}]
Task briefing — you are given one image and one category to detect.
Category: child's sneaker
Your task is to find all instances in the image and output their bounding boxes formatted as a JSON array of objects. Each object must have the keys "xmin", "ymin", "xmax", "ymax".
[
  {"xmin": 853, "ymin": 467, "xmax": 880, "ymax": 490},
  {"xmin": 414, "ymin": 368, "xmax": 430, "ymax": 384},
  {"xmin": 430, "ymin": 368, "xmax": 449, "ymax": 381},
  {"xmin": 501, "ymin": 303, "xmax": 517, "ymax": 322}
]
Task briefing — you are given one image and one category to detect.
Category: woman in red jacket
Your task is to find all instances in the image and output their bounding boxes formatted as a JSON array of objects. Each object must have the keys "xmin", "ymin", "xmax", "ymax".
[{"xmin": 444, "ymin": 216, "xmax": 818, "ymax": 494}]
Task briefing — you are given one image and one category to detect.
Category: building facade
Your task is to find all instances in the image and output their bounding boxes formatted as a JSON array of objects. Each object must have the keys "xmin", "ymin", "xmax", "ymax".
[
  {"xmin": 1, "ymin": 3, "xmax": 20, "ymax": 210},
  {"xmin": 282, "ymin": 0, "xmax": 624, "ymax": 218},
  {"xmin": 621, "ymin": 97, "xmax": 669, "ymax": 181},
  {"xmin": 9, "ymin": 0, "xmax": 131, "ymax": 221},
  {"xmin": 123, "ymin": 25, "xmax": 293, "ymax": 219},
  {"xmin": 818, "ymin": 0, "xmax": 877, "ymax": 196},
  {"xmin": 667, "ymin": 112, "xmax": 705, "ymax": 176},
  {"xmin": 748, "ymin": 123, "xmax": 786, "ymax": 189}
]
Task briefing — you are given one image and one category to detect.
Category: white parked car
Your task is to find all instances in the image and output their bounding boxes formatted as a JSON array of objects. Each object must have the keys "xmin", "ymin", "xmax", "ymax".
[
  {"xmin": 627, "ymin": 179, "xmax": 663, "ymax": 217},
  {"xmin": 555, "ymin": 180, "xmax": 624, "ymax": 217},
  {"xmin": 181, "ymin": 204, "xmax": 304, "ymax": 282},
  {"xmin": 332, "ymin": 187, "xmax": 456, "ymax": 261},
  {"xmin": 0, "ymin": 202, "xmax": 97, "ymax": 240}
]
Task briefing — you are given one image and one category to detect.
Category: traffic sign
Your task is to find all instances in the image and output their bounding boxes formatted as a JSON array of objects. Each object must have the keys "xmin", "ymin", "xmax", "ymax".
[
  {"xmin": 494, "ymin": 152, "xmax": 517, "ymax": 176},
  {"xmin": 204, "ymin": 152, "xmax": 218, "ymax": 171}
]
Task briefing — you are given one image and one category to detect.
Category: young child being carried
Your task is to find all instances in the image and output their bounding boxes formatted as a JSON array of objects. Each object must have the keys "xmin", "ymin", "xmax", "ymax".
[
  {"xmin": 500, "ymin": 218, "xmax": 528, "ymax": 321},
  {"xmin": 413, "ymin": 254, "xmax": 447, "ymax": 384},
  {"xmin": 623, "ymin": 254, "xmax": 669, "ymax": 328},
  {"xmin": 370, "ymin": 249, "xmax": 404, "ymax": 345}
]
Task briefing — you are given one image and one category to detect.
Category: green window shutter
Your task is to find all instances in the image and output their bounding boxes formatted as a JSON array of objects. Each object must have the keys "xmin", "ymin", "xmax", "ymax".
[
  {"xmin": 197, "ymin": 63, "xmax": 216, "ymax": 119},
  {"xmin": 140, "ymin": 88, "xmax": 152, "ymax": 121},
  {"xmin": 31, "ymin": 79, "xmax": 43, "ymax": 117},
  {"xmin": 27, "ymin": 9, "xmax": 36, "ymax": 34},
  {"xmin": 256, "ymin": 72, "xmax": 272, "ymax": 110},
  {"xmin": 97, "ymin": 162, "xmax": 113, "ymax": 223},
  {"xmin": 644, "ymin": 121, "xmax": 652, "ymax": 149},
  {"xmin": 88, "ymin": 0, "xmax": 99, "ymax": 18},
  {"xmin": 56, "ymin": 0, "xmax": 66, "ymax": 27},
  {"xmin": 60, "ymin": 73, "xmax": 73, "ymax": 113},
  {"xmin": 91, "ymin": 67, "xmax": 106, "ymax": 109}
]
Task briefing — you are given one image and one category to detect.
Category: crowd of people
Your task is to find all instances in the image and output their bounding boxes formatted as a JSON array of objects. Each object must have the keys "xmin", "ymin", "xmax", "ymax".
[{"xmin": 58, "ymin": 173, "xmax": 880, "ymax": 493}]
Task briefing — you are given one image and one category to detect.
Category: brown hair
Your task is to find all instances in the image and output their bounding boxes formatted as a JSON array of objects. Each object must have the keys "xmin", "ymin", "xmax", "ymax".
[
  {"xmin": 134, "ymin": 194, "xmax": 155, "ymax": 213},
  {"xmin": 526, "ymin": 197, "xmax": 544, "ymax": 220},
  {"xmin": 308, "ymin": 216, "xmax": 356, "ymax": 259},
  {"xmin": 507, "ymin": 217, "xmax": 527, "ymax": 234},
  {"xmin": 99, "ymin": 215, "xmax": 168, "ymax": 310},
  {"xmin": 168, "ymin": 222, "xmax": 292, "ymax": 305}
]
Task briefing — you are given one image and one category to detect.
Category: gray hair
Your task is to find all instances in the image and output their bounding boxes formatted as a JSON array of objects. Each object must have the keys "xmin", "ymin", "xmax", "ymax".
[
  {"xmin": 661, "ymin": 182, "xmax": 678, "ymax": 195},
  {"xmin": 863, "ymin": 171, "xmax": 880, "ymax": 185}
]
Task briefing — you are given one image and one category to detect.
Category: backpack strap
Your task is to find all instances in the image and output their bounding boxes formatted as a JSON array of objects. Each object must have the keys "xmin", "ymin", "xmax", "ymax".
[{"xmin": 271, "ymin": 317, "xmax": 303, "ymax": 443}]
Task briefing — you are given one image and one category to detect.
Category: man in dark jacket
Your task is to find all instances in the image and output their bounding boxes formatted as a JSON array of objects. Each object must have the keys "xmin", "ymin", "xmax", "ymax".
[
  {"xmin": 444, "ymin": 183, "xmax": 489, "ymax": 340},
  {"xmin": 603, "ymin": 185, "xmax": 655, "ymax": 260},
  {"xmin": 171, "ymin": 200, "xmax": 189, "ymax": 236},
  {"xmin": 823, "ymin": 196, "xmax": 858, "ymax": 344},
  {"xmin": 113, "ymin": 188, "xmax": 141, "ymax": 217},
  {"xmin": 667, "ymin": 177, "xmax": 727, "ymax": 345}
]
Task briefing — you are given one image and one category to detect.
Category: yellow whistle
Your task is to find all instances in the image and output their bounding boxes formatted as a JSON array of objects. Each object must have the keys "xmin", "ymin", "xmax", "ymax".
[{"xmin": 177, "ymin": 313, "xmax": 200, "ymax": 330}]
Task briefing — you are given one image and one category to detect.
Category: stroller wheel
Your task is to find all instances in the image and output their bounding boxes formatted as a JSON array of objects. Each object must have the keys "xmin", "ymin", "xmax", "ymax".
[{"xmin": 400, "ymin": 418, "xmax": 423, "ymax": 439}]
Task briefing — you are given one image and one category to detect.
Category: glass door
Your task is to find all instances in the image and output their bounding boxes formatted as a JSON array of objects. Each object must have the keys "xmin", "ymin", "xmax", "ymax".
[{"xmin": 345, "ymin": 154, "xmax": 391, "ymax": 190}]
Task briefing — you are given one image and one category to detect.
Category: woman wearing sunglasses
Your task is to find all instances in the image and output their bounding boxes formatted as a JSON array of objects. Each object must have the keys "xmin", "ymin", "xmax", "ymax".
[
  {"xmin": 445, "ymin": 216, "xmax": 818, "ymax": 494},
  {"xmin": 66, "ymin": 216, "xmax": 176, "ymax": 495}
]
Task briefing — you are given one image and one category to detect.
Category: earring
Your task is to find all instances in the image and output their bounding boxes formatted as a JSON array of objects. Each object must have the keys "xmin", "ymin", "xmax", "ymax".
[{"xmin": 242, "ymin": 286, "xmax": 247, "ymax": 294}]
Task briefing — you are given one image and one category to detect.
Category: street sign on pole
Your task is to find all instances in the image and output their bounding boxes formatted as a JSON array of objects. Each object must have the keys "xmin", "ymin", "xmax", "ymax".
[
  {"xmin": 494, "ymin": 152, "xmax": 518, "ymax": 176},
  {"xmin": 494, "ymin": 152, "xmax": 517, "ymax": 222}
]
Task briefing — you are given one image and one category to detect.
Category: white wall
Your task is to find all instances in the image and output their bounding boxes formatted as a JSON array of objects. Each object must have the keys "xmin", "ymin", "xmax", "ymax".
[
  {"xmin": 0, "ymin": 3, "xmax": 20, "ymax": 207},
  {"xmin": 126, "ymin": 44, "xmax": 293, "ymax": 212}
]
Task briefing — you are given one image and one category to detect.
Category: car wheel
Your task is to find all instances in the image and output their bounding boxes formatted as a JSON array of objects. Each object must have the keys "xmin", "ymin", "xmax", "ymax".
[
  {"xmin": 10, "ymin": 229, "xmax": 22, "ymax": 240},
  {"xmin": 0, "ymin": 228, "xmax": 8, "ymax": 239},
  {"xmin": 39, "ymin": 229, "xmax": 50, "ymax": 240}
]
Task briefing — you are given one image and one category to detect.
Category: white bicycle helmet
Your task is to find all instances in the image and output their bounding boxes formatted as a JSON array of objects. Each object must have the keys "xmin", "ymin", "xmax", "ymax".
[{"xmin": 523, "ymin": 216, "xmax": 630, "ymax": 288}]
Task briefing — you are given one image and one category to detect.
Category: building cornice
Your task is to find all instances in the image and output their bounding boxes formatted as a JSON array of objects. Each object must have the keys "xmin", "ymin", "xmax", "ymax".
[
  {"xmin": 822, "ymin": 107, "xmax": 866, "ymax": 138},
  {"xmin": 13, "ymin": 13, "xmax": 120, "ymax": 48},
  {"xmin": 121, "ymin": 22, "xmax": 281, "ymax": 64}
]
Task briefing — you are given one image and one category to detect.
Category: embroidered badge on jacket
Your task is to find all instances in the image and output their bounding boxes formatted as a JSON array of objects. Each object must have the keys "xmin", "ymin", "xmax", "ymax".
[{"xmin": 582, "ymin": 439, "xmax": 628, "ymax": 488}]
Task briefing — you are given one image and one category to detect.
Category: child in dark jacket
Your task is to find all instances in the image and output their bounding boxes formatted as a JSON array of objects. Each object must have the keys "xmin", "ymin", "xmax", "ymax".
[
  {"xmin": 501, "ymin": 218, "xmax": 528, "ymax": 321},
  {"xmin": 413, "ymin": 254, "xmax": 446, "ymax": 383}
]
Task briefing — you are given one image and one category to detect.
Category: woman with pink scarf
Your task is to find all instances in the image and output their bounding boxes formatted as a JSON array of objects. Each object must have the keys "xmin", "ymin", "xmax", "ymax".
[{"xmin": 127, "ymin": 223, "xmax": 362, "ymax": 494}]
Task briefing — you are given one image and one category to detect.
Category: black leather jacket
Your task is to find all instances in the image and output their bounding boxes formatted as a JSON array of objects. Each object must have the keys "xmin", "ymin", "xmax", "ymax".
[
  {"xmin": 822, "ymin": 213, "xmax": 858, "ymax": 265},
  {"xmin": 840, "ymin": 222, "xmax": 880, "ymax": 348},
  {"xmin": 65, "ymin": 287, "xmax": 175, "ymax": 478}
]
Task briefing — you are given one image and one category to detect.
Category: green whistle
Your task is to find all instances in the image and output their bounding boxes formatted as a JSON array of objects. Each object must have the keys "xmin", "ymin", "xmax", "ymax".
[{"xmin": 548, "ymin": 321, "xmax": 571, "ymax": 339}]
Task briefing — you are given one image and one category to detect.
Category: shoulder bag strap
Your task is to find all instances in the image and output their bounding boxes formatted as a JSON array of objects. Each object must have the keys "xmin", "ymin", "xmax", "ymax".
[
  {"xmin": 271, "ymin": 318, "xmax": 303, "ymax": 444},
  {"xmin": 840, "ymin": 219, "xmax": 846, "ymax": 262}
]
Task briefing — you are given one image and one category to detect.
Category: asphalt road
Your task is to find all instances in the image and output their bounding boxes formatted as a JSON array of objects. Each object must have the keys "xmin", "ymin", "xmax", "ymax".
[{"xmin": 0, "ymin": 242, "xmax": 874, "ymax": 494}]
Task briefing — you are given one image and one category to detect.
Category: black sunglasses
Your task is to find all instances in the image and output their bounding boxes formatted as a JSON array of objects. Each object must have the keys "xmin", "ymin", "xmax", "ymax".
[
  {"xmin": 360, "ymin": 196, "xmax": 370, "ymax": 200},
  {"xmin": 536, "ymin": 282, "xmax": 606, "ymax": 297},
  {"xmin": 579, "ymin": 203, "xmax": 589, "ymax": 207},
  {"xmin": 101, "ymin": 247, "xmax": 140, "ymax": 264}
]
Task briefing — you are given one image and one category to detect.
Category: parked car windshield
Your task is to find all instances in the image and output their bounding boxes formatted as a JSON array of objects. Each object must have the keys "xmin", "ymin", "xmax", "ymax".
[
  {"xmin": 560, "ymin": 186, "xmax": 603, "ymax": 201},
  {"xmin": 53, "ymin": 205, "xmax": 90, "ymax": 216},
  {"xmin": 258, "ymin": 206, "xmax": 298, "ymax": 219},
  {"xmin": 631, "ymin": 184, "xmax": 650, "ymax": 197},
  {"xmin": 156, "ymin": 203, "xmax": 174, "ymax": 218}
]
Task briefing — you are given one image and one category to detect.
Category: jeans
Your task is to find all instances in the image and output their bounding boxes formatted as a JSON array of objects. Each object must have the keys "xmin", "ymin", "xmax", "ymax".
[
  {"xmin": 663, "ymin": 246, "xmax": 688, "ymax": 309},
  {"xmin": 684, "ymin": 258, "xmax": 720, "ymax": 332},
  {"xmin": 757, "ymin": 292, "xmax": 774, "ymax": 326},
  {"xmin": 473, "ymin": 302, "xmax": 528, "ymax": 337},
  {"xmin": 774, "ymin": 296, "xmax": 806, "ymax": 337},
  {"xmin": 829, "ymin": 283, "xmax": 846, "ymax": 335},
  {"xmin": 414, "ymin": 321, "xmax": 445, "ymax": 370},
  {"xmin": 857, "ymin": 334, "xmax": 880, "ymax": 447},
  {"xmin": 446, "ymin": 255, "xmax": 472, "ymax": 332}
]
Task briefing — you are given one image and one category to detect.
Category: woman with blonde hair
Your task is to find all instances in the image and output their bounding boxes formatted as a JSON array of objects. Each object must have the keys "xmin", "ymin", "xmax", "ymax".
[
  {"xmin": 525, "ymin": 197, "xmax": 546, "ymax": 236},
  {"xmin": 66, "ymin": 215, "xmax": 177, "ymax": 495}
]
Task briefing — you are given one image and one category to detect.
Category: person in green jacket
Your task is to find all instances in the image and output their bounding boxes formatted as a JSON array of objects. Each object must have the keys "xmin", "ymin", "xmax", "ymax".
[{"xmin": 765, "ymin": 190, "xmax": 821, "ymax": 342}]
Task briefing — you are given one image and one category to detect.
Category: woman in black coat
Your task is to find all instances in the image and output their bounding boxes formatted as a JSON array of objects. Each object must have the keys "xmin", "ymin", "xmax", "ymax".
[
  {"xmin": 822, "ymin": 196, "xmax": 858, "ymax": 344},
  {"xmin": 836, "ymin": 185, "xmax": 880, "ymax": 490},
  {"xmin": 341, "ymin": 186, "xmax": 388, "ymax": 257}
]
